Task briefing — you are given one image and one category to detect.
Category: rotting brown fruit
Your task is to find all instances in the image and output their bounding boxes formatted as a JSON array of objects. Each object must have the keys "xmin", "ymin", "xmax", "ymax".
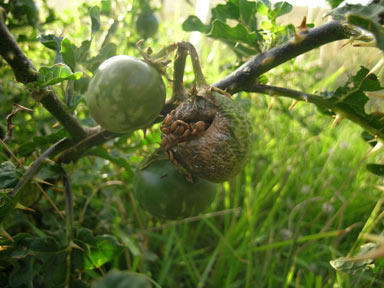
[{"xmin": 160, "ymin": 86, "xmax": 253, "ymax": 183}]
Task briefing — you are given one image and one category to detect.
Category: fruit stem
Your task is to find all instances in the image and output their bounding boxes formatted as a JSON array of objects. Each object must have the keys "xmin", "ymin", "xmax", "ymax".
[
  {"xmin": 178, "ymin": 41, "xmax": 208, "ymax": 88},
  {"xmin": 171, "ymin": 42, "xmax": 189, "ymax": 102}
]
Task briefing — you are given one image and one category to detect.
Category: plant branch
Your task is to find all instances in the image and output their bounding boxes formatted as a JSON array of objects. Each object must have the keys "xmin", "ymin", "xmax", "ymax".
[
  {"xmin": 245, "ymin": 83, "xmax": 384, "ymax": 140},
  {"xmin": 213, "ymin": 21, "xmax": 352, "ymax": 92},
  {"xmin": 171, "ymin": 42, "xmax": 188, "ymax": 102},
  {"xmin": 0, "ymin": 15, "xmax": 87, "ymax": 141},
  {"xmin": 59, "ymin": 127, "xmax": 121, "ymax": 163},
  {"xmin": 11, "ymin": 138, "xmax": 72, "ymax": 197}
]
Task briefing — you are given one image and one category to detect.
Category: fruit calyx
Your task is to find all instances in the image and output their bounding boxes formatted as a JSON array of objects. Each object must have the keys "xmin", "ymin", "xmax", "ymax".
[{"xmin": 160, "ymin": 86, "xmax": 253, "ymax": 183}]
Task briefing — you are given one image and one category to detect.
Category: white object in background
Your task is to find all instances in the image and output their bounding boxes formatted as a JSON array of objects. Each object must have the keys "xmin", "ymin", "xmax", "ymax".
[{"xmin": 190, "ymin": 0, "xmax": 211, "ymax": 45}]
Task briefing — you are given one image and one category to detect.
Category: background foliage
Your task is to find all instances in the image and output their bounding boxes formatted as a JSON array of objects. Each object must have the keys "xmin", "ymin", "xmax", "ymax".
[{"xmin": 1, "ymin": 0, "xmax": 384, "ymax": 287}]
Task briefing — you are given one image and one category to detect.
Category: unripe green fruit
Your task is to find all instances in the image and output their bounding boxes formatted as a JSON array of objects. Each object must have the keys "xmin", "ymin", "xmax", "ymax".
[
  {"xmin": 136, "ymin": 13, "xmax": 159, "ymax": 38},
  {"xmin": 134, "ymin": 158, "xmax": 217, "ymax": 220},
  {"xmin": 86, "ymin": 55, "xmax": 166, "ymax": 133}
]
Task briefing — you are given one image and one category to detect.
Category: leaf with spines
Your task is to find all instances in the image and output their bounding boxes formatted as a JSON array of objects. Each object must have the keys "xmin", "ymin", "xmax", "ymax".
[
  {"xmin": 328, "ymin": 4, "xmax": 384, "ymax": 52},
  {"xmin": 330, "ymin": 242, "xmax": 377, "ymax": 273},
  {"xmin": 323, "ymin": 67, "xmax": 384, "ymax": 132}
]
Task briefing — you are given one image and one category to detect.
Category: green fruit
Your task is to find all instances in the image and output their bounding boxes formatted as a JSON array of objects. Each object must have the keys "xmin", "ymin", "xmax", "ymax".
[
  {"xmin": 136, "ymin": 13, "xmax": 159, "ymax": 38},
  {"xmin": 86, "ymin": 55, "xmax": 166, "ymax": 133},
  {"xmin": 134, "ymin": 158, "xmax": 217, "ymax": 220}
]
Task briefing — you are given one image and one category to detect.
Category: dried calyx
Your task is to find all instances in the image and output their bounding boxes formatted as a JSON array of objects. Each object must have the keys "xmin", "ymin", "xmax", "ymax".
[
  {"xmin": 161, "ymin": 86, "xmax": 253, "ymax": 183},
  {"xmin": 159, "ymin": 41, "xmax": 253, "ymax": 183}
]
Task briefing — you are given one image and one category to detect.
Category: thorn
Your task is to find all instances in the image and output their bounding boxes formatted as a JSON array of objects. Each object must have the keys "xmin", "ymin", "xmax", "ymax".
[
  {"xmin": 292, "ymin": 33, "xmax": 306, "ymax": 44},
  {"xmin": 374, "ymin": 185, "xmax": 384, "ymax": 193},
  {"xmin": 15, "ymin": 203, "xmax": 35, "ymax": 212},
  {"xmin": 69, "ymin": 240, "xmax": 84, "ymax": 251},
  {"xmin": 341, "ymin": 39, "xmax": 354, "ymax": 48},
  {"xmin": 13, "ymin": 103, "xmax": 34, "ymax": 112},
  {"xmin": 368, "ymin": 58, "xmax": 384, "ymax": 76},
  {"xmin": 33, "ymin": 177, "xmax": 53, "ymax": 186},
  {"xmin": 297, "ymin": 16, "xmax": 309, "ymax": 33},
  {"xmin": 0, "ymin": 227, "xmax": 13, "ymax": 242},
  {"xmin": 331, "ymin": 114, "xmax": 343, "ymax": 127},
  {"xmin": 262, "ymin": 57, "xmax": 274, "ymax": 65},
  {"xmin": 288, "ymin": 100, "xmax": 299, "ymax": 110},
  {"xmin": 0, "ymin": 245, "xmax": 12, "ymax": 251},
  {"xmin": 268, "ymin": 96, "xmax": 276, "ymax": 112},
  {"xmin": 368, "ymin": 140, "xmax": 384, "ymax": 155},
  {"xmin": 353, "ymin": 41, "xmax": 377, "ymax": 48},
  {"xmin": 142, "ymin": 128, "xmax": 148, "ymax": 138}
]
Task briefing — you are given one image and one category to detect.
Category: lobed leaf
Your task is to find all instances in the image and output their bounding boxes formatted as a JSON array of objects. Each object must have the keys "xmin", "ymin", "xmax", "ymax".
[
  {"xmin": 75, "ymin": 228, "xmax": 124, "ymax": 270},
  {"xmin": 90, "ymin": 6, "xmax": 101, "ymax": 36},
  {"xmin": 61, "ymin": 38, "xmax": 77, "ymax": 71},
  {"xmin": 330, "ymin": 243, "xmax": 377, "ymax": 273},
  {"xmin": 268, "ymin": 2, "xmax": 293, "ymax": 21},
  {"xmin": 37, "ymin": 63, "xmax": 82, "ymax": 87},
  {"xmin": 329, "ymin": 4, "xmax": 384, "ymax": 52},
  {"xmin": 37, "ymin": 34, "xmax": 63, "ymax": 51}
]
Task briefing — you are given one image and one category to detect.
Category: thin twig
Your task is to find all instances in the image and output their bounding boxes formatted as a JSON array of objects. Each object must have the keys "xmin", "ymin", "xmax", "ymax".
[
  {"xmin": 11, "ymin": 138, "xmax": 71, "ymax": 197},
  {"xmin": 0, "ymin": 138, "xmax": 23, "ymax": 167},
  {"xmin": 3, "ymin": 104, "xmax": 34, "ymax": 143},
  {"xmin": 213, "ymin": 21, "xmax": 352, "ymax": 92}
]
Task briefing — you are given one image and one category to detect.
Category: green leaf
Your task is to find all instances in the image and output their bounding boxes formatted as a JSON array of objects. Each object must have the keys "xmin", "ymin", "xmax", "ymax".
[
  {"xmin": 330, "ymin": 242, "xmax": 377, "ymax": 273},
  {"xmin": 76, "ymin": 40, "xmax": 92, "ymax": 63},
  {"xmin": 101, "ymin": 0, "xmax": 112, "ymax": 16},
  {"xmin": 326, "ymin": 0, "xmax": 345, "ymax": 8},
  {"xmin": 87, "ymin": 146, "xmax": 132, "ymax": 173},
  {"xmin": 61, "ymin": 38, "xmax": 76, "ymax": 71},
  {"xmin": 209, "ymin": 19, "xmax": 259, "ymax": 45},
  {"xmin": 11, "ymin": 0, "xmax": 39, "ymax": 27},
  {"xmin": 84, "ymin": 43, "xmax": 117, "ymax": 72},
  {"xmin": 0, "ymin": 192, "xmax": 18, "ymax": 223},
  {"xmin": 318, "ymin": 67, "xmax": 384, "ymax": 143},
  {"xmin": 74, "ymin": 76, "xmax": 91, "ymax": 94},
  {"xmin": 239, "ymin": 0, "xmax": 257, "ymax": 29},
  {"xmin": 182, "ymin": 15, "xmax": 210, "ymax": 33},
  {"xmin": 268, "ymin": 2, "xmax": 293, "ymax": 21},
  {"xmin": 0, "ymin": 233, "xmax": 31, "ymax": 256},
  {"xmin": 37, "ymin": 34, "xmax": 63, "ymax": 51},
  {"xmin": 37, "ymin": 63, "xmax": 82, "ymax": 87},
  {"xmin": 90, "ymin": 6, "xmax": 101, "ymax": 36},
  {"xmin": 256, "ymin": 1, "xmax": 270, "ymax": 15},
  {"xmin": 260, "ymin": 0, "xmax": 272, "ymax": 9},
  {"xmin": 76, "ymin": 228, "xmax": 124, "ymax": 270},
  {"xmin": 329, "ymin": 4, "xmax": 384, "ymax": 52},
  {"xmin": 27, "ymin": 236, "xmax": 62, "ymax": 252},
  {"xmin": 18, "ymin": 129, "xmax": 69, "ymax": 157},
  {"xmin": 211, "ymin": 0, "xmax": 240, "ymax": 22},
  {"xmin": 92, "ymin": 270, "xmax": 157, "ymax": 288},
  {"xmin": 9, "ymin": 255, "xmax": 39, "ymax": 288},
  {"xmin": 0, "ymin": 161, "xmax": 18, "ymax": 189},
  {"xmin": 366, "ymin": 163, "xmax": 384, "ymax": 176}
]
